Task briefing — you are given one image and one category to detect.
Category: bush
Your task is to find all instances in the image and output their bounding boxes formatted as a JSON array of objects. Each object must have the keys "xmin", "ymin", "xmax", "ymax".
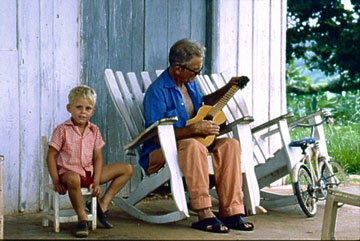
[{"xmin": 287, "ymin": 90, "xmax": 360, "ymax": 125}]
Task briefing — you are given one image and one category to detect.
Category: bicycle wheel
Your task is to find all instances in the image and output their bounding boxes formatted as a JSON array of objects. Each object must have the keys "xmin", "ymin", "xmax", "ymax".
[
  {"xmin": 294, "ymin": 165, "xmax": 317, "ymax": 217},
  {"xmin": 321, "ymin": 160, "xmax": 348, "ymax": 189}
]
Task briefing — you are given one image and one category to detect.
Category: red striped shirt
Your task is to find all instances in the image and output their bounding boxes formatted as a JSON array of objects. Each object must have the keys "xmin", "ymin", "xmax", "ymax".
[{"xmin": 49, "ymin": 119, "xmax": 105, "ymax": 177}]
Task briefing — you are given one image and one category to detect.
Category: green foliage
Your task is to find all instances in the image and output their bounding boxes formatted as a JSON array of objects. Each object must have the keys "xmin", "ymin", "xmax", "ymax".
[
  {"xmin": 287, "ymin": 0, "xmax": 360, "ymax": 87},
  {"xmin": 287, "ymin": 90, "xmax": 360, "ymax": 125},
  {"xmin": 286, "ymin": 58, "xmax": 312, "ymax": 88},
  {"xmin": 328, "ymin": 124, "xmax": 360, "ymax": 174}
]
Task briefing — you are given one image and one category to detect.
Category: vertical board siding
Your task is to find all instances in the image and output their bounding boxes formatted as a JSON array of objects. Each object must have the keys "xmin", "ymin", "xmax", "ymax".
[
  {"xmin": 190, "ymin": 0, "xmax": 207, "ymax": 45},
  {"xmin": 144, "ymin": 0, "xmax": 169, "ymax": 80},
  {"xmin": 53, "ymin": 0, "xmax": 81, "ymax": 126},
  {"xmin": 217, "ymin": 0, "xmax": 286, "ymax": 169},
  {"xmin": 217, "ymin": 0, "xmax": 286, "ymax": 127},
  {"xmin": 0, "ymin": 0, "xmax": 17, "ymax": 51},
  {"xmin": 39, "ymin": 0, "xmax": 55, "ymax": 209},
  {"xmin": 268, "ymin": 0, "xmax": 283, "ymax": 153},
  {"xmin": 237, "ymin": 0, "xmax": 254, "ymax": 113},
  {"xmin": 0, "ymin": 0, "xmax": 79, "ymax": 214},
  {"xmin": 0, "ymin": 50, "xmax": 19, "ymax": 213},
  {"xmin": 167, "ymin": 0, "xmax": 191, "ymax": 48},
  {"xmin": 0, "ymin": 0, "xmax": 20, "ymax": 213},
  {"xmin": 218, "ymin": 0, "xmax": 239, "ymax": 75},
  {"xmin": 80, "ymin": 0, "xmax": 110, "ymax": 182},
  {"xmin": 108, "ymin": 0, "xmax": 137, "ymax": 194},
  {"xmin": 280, "ymin": 0, "xmax": 287, "ymax": 115},
  {"xmin": 18, "ymin": 0, "xmax": 41, "ymax": 212},
  {"xmin": 252, "ymin": 0, "xmax": 270, "ymax": 127}
]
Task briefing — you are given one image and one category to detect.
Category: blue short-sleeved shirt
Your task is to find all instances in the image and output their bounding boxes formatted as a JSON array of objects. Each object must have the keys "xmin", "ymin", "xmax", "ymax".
[{"xmin": 139, "ymin": 68, "xmax": 203, "ymax": 171}]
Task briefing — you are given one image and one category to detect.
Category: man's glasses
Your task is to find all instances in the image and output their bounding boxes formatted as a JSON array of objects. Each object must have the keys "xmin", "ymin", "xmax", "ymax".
[{"xmin": 178, "ymin": 65, "xmax": 204, "ymax": 76}]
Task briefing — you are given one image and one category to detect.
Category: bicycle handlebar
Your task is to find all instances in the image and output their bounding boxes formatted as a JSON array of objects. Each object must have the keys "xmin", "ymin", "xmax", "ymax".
[
  {"xmin": 292, "ymin": 110, "xmax": 334, "ymax": 142},
  {"xmin": 293, "ymin": 110, "xmax": 333, "ymax": 129}
]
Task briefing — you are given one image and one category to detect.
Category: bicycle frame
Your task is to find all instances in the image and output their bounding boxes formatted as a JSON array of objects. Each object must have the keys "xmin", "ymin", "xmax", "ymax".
[{"xmin": 291, "ymin": 120, "xmax": 339, "ymax": 194}]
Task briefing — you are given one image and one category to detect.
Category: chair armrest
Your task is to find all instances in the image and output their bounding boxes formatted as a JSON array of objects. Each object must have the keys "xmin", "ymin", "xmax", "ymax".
[
  {"xmin": 219, "ymin": 116, "xmax": 254, "ymax": 135},
  {"xmin": 251, "ymin": 112, "xmax": 294, "ymax": 134},
  {"xmin": 288, "ymin": 109, "xmax": 326, "ymax": 130},
  {"xmin": 124, "ymin": 117, "xmax": 178, "ymax": 151}
]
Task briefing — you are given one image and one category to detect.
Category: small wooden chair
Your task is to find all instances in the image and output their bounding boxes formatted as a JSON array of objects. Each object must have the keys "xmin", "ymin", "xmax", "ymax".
[{"xmin": 41, "ymin": 136, "xmax": 97, "ymax": 232}]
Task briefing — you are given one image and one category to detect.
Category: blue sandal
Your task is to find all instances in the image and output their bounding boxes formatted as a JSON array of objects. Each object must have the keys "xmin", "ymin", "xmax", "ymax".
[
  {"xmin": 222, "ymin": 214, "xmax": 254, "ymax": 231},
  {"xmin": 192, "ymin": 217, "xmax": 229, "ymax": 233}
]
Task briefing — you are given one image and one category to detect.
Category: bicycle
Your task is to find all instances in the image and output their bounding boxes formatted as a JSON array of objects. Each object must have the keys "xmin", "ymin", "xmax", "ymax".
[{"xmin": 289, "ymin": 110, "xmax": 348, "ymax": 217}]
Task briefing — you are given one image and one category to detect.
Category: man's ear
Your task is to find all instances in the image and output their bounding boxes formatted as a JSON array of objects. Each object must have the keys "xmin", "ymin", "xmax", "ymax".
[{"xmin": 173, "ymin": 65, "xmax": 182, "ymax": 75}]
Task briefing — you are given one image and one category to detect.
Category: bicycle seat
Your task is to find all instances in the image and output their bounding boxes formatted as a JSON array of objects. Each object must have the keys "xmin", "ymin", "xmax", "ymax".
[{"xmin": 289, "ymin": 137, "xmax": 316, "ymax": 147}]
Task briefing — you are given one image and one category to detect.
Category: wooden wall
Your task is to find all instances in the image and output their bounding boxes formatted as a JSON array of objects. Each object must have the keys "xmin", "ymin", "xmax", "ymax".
[
  {"xmin": 216, "ymin": 0, "xmax": 287, "ymax": 156},
  {"xmin": 0, "ymin": 0, "xmax": 80, "ymax": 214},
  {"xmin": 0, "ymin": 0, "xmax": 286, "ymax": 214},
  {"xmin": 216, "ymin": 0, "xmax": 287, "ymax": 126}
]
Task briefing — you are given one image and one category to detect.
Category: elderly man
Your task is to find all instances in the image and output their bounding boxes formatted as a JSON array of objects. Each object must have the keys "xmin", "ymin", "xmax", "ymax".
[{"xmin": 140, "ymin": 39, "xmax": 254, "ymax": 233}]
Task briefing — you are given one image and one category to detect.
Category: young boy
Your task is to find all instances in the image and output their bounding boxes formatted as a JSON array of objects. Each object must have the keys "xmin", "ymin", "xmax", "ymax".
[{"xmin": 47, "ymin": 85, "xmax": 133, "ymax": 237}]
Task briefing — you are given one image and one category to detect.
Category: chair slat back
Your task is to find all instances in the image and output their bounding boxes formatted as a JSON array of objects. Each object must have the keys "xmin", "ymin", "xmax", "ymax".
[
  {"xmin": 156, "ymin": 69, "xmax": 165, "ymax": 77},
  {"xmin": 115, "ymin": 71, "xmax": 144, "ymax": 133},
  {"xmin": 127, "ymin": 72, "xmax": 146, "ymax": 116},
  {"xmin": 196, "ymin": 75, "xmax": 212, "ymax": 95},
  {"xmin": 219, "ymin": 72, "xmax": 251, "ymax": 117},
  {"xmin": 104, "ymin": 69, "xmax": 138, "ymax": 139},
  {"xmin": 198, "ymin": 74, "xmax": 235, "ymax": 123},
  {"xmin": 141, "ymin": 71, "xmax": 153, "ymax": 90},
  {"xmin": 210, "ymin": 74, "xmax": 241, "ymax": 121}
]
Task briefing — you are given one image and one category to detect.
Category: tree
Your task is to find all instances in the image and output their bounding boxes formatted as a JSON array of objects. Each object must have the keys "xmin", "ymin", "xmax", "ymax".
[{"xmin": 287, "ymin": 0, "xmax": 360, "ymax": 94}]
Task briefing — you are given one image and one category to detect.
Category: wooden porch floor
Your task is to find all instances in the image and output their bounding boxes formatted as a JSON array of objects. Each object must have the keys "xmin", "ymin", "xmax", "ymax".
[{"xmin": 4, "ymin": 185, "xmax": 360, "ymax": 240}]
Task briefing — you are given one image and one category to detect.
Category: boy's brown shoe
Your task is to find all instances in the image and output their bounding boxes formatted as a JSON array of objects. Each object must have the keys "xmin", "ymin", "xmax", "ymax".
[{"xmin": 75, "ymin": 220, "xmax": 89, "ymax": 238}]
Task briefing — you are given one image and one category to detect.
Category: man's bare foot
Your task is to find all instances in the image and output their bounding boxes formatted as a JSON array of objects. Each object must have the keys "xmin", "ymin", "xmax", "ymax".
[{"xmin": 197, "ymin": 208, "xmax": 228, "ymax": 232}]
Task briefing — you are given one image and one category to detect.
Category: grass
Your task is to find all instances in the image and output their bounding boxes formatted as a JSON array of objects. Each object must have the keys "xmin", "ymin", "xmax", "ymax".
[{"xmin": 290, "ymin": 123, "xmax": 360, "ymax": 175}]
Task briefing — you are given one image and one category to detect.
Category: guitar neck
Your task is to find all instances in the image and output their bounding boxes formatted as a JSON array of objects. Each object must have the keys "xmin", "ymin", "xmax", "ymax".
[{"xmin": 208, "ymin": 85, "xmax": 239, "ymax": 117}]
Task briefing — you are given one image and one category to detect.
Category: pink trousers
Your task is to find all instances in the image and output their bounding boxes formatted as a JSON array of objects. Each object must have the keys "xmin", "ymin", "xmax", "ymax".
[{"xmin": 148, "ymin": 137, "xmax": 244, "ymax": 218}]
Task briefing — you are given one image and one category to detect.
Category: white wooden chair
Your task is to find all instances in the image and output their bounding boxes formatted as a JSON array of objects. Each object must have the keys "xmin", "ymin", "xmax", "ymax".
[
  {"xmin": 199, "ymin": 72, "xmax": 331, "ymax": 209},
  {"xmin": 41, "ymin": 136, "xmax": 97, "ymax": 232},
  {"xmin": 103, "ymin": 68, "xmax": 262, "ymax": 224},
  {"xmin": 104, "ymin": 69, "xmax": 188, "ymax": 223},
  {"xmin": 155, "ymin": 70, "xmax": 262, "ymax": 215}
]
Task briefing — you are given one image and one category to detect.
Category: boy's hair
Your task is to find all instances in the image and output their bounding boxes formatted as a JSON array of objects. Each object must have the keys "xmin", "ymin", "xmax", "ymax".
[
  {"xmin": 169, "ymin": 38, "xmax": 206, "ymax": 66},
  {"xmin": 68, "ymin": 85, "xmax": 97, "ymax": 106}
]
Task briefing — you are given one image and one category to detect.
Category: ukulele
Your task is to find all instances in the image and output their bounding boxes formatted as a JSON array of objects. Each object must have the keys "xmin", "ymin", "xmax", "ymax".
[{"xmin": 186, "ymin": 76, "xmax": 250, "ymax": 147}]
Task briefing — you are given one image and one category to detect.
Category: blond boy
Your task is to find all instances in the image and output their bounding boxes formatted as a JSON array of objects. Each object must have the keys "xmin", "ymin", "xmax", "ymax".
[{"xmin": 47, "ymin": 85, "xmax": 133, "ymax": 237}]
